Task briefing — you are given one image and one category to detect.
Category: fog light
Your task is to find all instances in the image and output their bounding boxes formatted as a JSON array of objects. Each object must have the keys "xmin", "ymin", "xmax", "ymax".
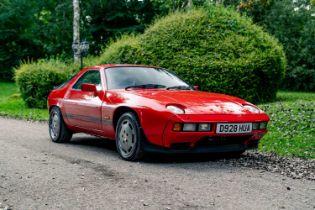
[
  {"xmin": 259, "ymin": 122, "xmax": 267, "ymax": 130},
  {"xmin": 173, "ymin": 123, "xmax": 182, "ymax": 132},
  {"xmin": 198, "ymin": 123, "xmax": 211, "ymax": 131},
  {"xmin": 252, "ymin": 122, "xmax": 260, "ymax": 130},
  {"xmin": 183, "ymin": 123, "xmax": 197, "ymax": 132}
]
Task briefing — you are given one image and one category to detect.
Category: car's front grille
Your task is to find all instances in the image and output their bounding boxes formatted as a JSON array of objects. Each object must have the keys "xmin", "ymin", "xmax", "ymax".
[{"xmin": 195, "ymin": 135, "xmax": 251, "ymax": 147}]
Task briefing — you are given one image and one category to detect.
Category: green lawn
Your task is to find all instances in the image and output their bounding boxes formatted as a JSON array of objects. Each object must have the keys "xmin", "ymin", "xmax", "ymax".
[
  {"xmin": 0, "ymin": 82, "xmax": 314, "ymax": 159},
  {"xmin": 258, "ymin": 91, "xmax": 315, "ymax": 159},
  {"xmin": 0, "ymin": 82, "xmax": 48, "ymax": 121}
]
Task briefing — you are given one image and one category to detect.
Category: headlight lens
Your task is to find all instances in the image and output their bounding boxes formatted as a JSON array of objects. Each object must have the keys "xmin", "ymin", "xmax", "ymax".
[
  {"xmin": 252, "ymin": 122, "xmax": 268, "ymax": 130},
  {"xmin": 198, "ymin": 123, "xmax": 211, "ymax": 131},
  {"xmin": 166, "ymin": 105, "xmax": 185, "ymax": 114},
  {"xmin": 183, "ymin": 123, "xmax": 197, "ymax": 131},
  {"xmin": 259, "ymin": 122, "xmax": 268, "ymax": 129},
  {"xmin": 252, "ymin": 122, "xmax": 260, "ymax": 130},
  {"xmin": 243, "ymin": 105, "xmax": 260, "ymax": 113}
]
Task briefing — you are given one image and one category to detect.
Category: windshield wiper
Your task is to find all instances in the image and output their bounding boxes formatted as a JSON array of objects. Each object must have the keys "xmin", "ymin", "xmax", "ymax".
[
  {"xmin": 125, "ymin": 84, "xmax": 166, "ymax": 90},
  {"xmin": 166, "ymin": 85, "xmax": 192, "ymax": 90}
]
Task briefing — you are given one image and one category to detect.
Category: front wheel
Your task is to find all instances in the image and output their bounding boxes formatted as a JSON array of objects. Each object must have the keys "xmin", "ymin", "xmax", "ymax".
[
  {"xmin": 49, "ymin": 107, "xmax": 72, "ymax": 143},
  {"xmin": 116, "ymin": 112, "xmax": 143, "ymax": 161}
]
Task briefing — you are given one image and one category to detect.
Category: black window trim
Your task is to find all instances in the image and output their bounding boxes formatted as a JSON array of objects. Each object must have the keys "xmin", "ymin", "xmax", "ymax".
[{"xmin": 71, "ymin": 69, "xmax": 101, "ymax": 90}]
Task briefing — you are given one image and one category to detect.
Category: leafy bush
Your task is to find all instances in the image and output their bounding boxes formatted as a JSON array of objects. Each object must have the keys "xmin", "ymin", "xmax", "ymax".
[
  {"xmin": 97, "ymin": 35, "xmax": 141, "ymax": 65},
  {"xmin": 99, "ymin": 6, "xmax": 286, "ymax": 103},
  {"xmin": 15, "ymin": 59, "xmax": 76, "ymax": 108},
  {"xmin": 240, "ymin": 0, "xmax": 315, "ymax": 91},
  {"xmin": 282, "ymin": 66, "xmax": 315, "ymax": 92}
]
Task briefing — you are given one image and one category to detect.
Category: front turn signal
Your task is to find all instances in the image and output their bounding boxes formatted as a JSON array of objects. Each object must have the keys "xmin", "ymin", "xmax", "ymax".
[{"xmin": 173, "ymin": 123, "xmax": 182, "ymax": 132}]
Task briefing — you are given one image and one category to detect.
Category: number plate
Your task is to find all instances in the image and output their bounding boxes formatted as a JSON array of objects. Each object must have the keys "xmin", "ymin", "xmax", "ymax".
[{"xmin": 216, "ymin": 123, "xmax": 252, "ymax": 134}]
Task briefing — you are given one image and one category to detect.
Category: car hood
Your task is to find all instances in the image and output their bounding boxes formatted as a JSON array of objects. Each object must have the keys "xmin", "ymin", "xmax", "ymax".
[{"xmin": 112, "ymin": 90, "xmax": 261, "ymax": 115}]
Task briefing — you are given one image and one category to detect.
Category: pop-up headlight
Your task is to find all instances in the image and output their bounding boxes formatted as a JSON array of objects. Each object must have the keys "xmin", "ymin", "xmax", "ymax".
[{"xmin": 166, "ymin": 105, "xmax": 185, "ymax": 114}]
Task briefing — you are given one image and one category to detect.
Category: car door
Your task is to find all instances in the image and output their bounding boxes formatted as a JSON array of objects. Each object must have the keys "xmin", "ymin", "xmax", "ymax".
[{"xmin": 63, "ymin": 70, "xmax": 103, "ymax": 131}]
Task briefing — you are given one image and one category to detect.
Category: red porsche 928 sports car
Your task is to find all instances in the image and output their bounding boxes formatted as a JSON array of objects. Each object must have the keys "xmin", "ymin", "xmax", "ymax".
[{"xmin": 48, "ymin": 64, "xmax": 270, "ymax": 161}]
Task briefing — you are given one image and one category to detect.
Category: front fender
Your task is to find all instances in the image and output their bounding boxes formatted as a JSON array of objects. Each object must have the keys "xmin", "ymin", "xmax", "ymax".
[{"xmin": 136, "ymin": 107, "xmax": 173, "ymax": 147}]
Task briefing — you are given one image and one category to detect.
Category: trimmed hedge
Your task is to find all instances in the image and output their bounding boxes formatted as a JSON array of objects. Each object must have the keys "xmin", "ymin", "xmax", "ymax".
[
  {"xmin": 15, "ymin": 59, "xmax": 76, "ymax": 108},
  {"xmin": 98, "ymin": 6, "xmax": 286, "ymax": 103}
]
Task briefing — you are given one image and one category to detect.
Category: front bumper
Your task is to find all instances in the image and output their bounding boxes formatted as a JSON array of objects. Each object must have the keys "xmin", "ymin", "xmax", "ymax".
[
  {"xmin": 142, "ymin": 134, "xmax": 260, "ymax": 154},
  {"xmin": 142, "ymin": 113, "xmax": 268, "ymax": 154},
  {"xmin": 161, "ymin": 114, "xmax": 268, "ymax": 147}
]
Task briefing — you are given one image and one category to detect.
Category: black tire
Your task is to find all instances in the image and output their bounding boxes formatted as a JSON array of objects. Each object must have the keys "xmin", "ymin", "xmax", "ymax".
[
  {"xmin": 49, "ymin": 106, "xmax": 72, "ymax": 143},
  {"xmin": 115, "ymin": 112, "xmax": 144, "ymax": 161}
]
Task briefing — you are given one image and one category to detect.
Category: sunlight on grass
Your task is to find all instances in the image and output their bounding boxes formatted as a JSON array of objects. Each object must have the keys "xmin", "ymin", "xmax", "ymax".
[
  {"xmin": 0, "ymin": 82, "xmax": 18, "ymax": 98},
  {"xmin": 276, "ymin": 91, "xmax": 315, "ymax": 102},
  {"xmin": 0, "ymin": 82, "xmax": 48, "ymax": 121}
]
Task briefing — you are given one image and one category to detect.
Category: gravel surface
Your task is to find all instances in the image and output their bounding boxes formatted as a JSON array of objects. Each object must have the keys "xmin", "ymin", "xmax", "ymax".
[
  {"xmin": 222, "ymin": 151, "xmax": 315, "ymax": 181},
  {"xmin": 0, "ymin": 117, "xmax": 314, "ymax": 210}
]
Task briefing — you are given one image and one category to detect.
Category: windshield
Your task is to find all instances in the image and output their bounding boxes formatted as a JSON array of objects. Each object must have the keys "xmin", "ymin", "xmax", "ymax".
[{"xmin": 105, "ymin": 67, "xmax": 192, "ymax": 90}]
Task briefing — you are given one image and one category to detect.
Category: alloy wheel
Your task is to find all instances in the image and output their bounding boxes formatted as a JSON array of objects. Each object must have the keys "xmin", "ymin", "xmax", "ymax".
[
  {"xmin": 118, "ymin": 119, "xmax": 137, "ymax": 158},
  {"xmin": 49, "ymin": 111, "xmax": 60, "ymax": 140}
]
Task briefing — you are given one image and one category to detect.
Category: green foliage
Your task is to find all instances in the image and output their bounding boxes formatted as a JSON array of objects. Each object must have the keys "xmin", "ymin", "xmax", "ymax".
[
  {"xmin": 284, "ymin": 66, "xmax": 315, "ymax": 91},
  {"xmin": 0, "ymin": 82, "xmax": 48, "ymax": 121},
  {"xmin": 150, "ymin": 0, "xmax": 208, "ymax": 13},
  {"xmin": 97, "ymin": 35, "xmax": 141, "ymax": 64},
  {"xmin": 0, "ymin": 82, "xmax": 17, "ymax": 98},
  {"xmin": 0, "ymin": 0, "xmax": 163, "ymax": 81},
  {"xmin": 259, "ymin": 91, "xmax": 315, "ymax": 159},
  {"xmin": 98, "ymin": 6, "xmax": 286, "ymax": 103},
  {"xmin": 240, "ymin": 0, "xmax": 315, "ymax": 91},
  {"xmin": 0, "ymin": 0, "xmax": 41, "ymax": 81},
  {"xmin": 14, "ymin": 60, "xmax": 75, "ymax": 108},
  {"xmin": 0, "ymin": 0, "xmax": 76, "ymax": 81},
  {"xmin": 81, "ymin": 0, "xmax": 156, "ymax": 55}
]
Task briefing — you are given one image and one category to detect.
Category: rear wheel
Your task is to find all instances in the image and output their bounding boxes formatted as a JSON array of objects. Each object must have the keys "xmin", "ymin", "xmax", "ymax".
[
  {"xmin": 49, "ymin": 107, "xmax": 72, "ymax": 143},
  {"xmin": 116, "ymin": 112, "xmax": 143, "ymax": 161}
]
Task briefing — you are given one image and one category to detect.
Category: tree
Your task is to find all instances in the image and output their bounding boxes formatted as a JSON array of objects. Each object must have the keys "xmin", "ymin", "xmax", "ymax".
[
  {"xmin": 240, "ymin": 0, "xmax": 315, "ymax": 91},
  {"xmin": 73, "ymin": 0, "xmax": 80, "ymax": 62},
  {"xmin": 0, "ymin": 0, "xmax": 42, "ymax": 81},
  {"xmin": 0, "ymin": 0, "xmax": 162, "ymax": 80}
]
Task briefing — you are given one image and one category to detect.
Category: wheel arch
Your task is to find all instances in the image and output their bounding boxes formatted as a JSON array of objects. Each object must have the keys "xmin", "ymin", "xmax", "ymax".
[
  {"xmin": 49, "ymin": 105, "xmax": 58, "ymax": 112},
  {"xmin": 49, "ymin": 102, "xmax": 64, "ymax": 113},
  {"xmin": 113, "ymin": 106, "xmax": 141, "ymax": 131}
]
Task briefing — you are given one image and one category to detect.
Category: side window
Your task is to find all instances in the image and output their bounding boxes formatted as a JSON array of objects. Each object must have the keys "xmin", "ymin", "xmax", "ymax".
[{"xmin": 72, "ymin": 70, "xmax": 101, "ymax": 90}]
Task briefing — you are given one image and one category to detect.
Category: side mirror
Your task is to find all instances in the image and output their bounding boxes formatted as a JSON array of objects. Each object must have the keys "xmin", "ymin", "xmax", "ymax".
[
  {"xmin": 81, "ymin": 83, "xmax": 97, "ymax": 95},
  {"xmin": 193, "ymin": 86, "xmax": 199, "ymax": 90}
]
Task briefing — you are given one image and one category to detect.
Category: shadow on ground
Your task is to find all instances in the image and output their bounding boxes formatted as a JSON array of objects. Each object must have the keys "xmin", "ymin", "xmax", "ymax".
[{"xmin": 68, "ymin": 135, "xmax": 243, "ymax": 164}]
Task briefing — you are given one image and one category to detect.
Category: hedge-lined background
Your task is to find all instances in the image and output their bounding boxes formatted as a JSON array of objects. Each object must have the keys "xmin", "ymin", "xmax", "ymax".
[
  {"xmin": 97, "ymin": 7, "xmax": 286, "ymax": 103},
  {"xmin": 2, "ymin": 0, "xmax": 314, "ymax": 91},
  {"xmin": 15, "ymin": 6, "xmax": 286, "ymax": 108},
  {"xmin": 3, "ymin": 0, "xmax": 315, "ymax": 109}
]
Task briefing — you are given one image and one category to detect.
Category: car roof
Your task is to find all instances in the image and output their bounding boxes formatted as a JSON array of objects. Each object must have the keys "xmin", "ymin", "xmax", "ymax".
[{"xmin": 81, "ymin": 64, "xmax": 160, "ymax": 71}]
